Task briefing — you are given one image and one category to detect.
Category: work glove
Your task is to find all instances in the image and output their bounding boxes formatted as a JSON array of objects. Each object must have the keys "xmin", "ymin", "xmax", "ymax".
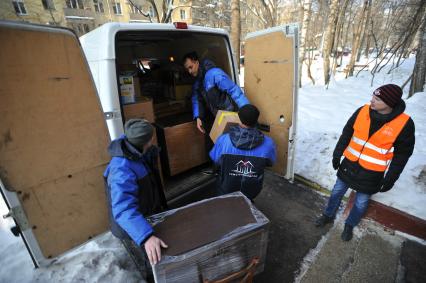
[
  {"xmin": 332, "ymin": 157, "xmax": 341, "ymax": 170},
  {"xmin": 379, "ymin": 177, "xmax": 394, "ymax": 193}
]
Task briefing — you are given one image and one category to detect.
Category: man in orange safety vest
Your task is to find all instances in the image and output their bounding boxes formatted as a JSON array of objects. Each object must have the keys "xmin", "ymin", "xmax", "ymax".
[{"xmin": 315, "ymin": 84, "xmax": 415, "ymax": 241}]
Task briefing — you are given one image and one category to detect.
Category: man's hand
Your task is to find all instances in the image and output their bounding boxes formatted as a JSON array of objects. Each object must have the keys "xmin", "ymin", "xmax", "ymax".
[
  {"xmin": 144, "ymin": 235, "xmax": 168, "ymax": 265},
  {"xmin": 332, "ymin": 157, "xmax": 341, "ymax": 170},
  {"xmin": 196, "ymin": 118, "xmax": 205, "ymax": 134},
  {"xmin": 379, "ymin": 177, "xmax": 394, "ymax": 193}
]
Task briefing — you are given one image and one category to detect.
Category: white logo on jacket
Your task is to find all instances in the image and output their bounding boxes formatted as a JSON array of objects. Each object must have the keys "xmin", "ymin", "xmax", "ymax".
[{"xmin": 230, "ymin": 160, "xmax": 257, "ymax": 177}]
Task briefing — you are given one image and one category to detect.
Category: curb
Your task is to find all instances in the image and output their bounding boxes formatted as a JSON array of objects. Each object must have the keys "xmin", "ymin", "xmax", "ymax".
[{"xmin": 344, "ymin": 191, "xmax": 426, "ymax": 240}]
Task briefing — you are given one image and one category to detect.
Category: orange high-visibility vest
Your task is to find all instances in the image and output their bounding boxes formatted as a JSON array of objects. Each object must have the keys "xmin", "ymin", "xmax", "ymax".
[{"xmin": 343, "ymin": 104, "xmax": 409, "ymax": 172}]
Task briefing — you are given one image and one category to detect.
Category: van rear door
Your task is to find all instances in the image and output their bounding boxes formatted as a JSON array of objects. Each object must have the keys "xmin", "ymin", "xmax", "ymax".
[
  {"xmin": 244, "ymin": 25, "xmax": 299, "ymax": 180},
  {"xmin": 0, "ymin": 22, "xmax": 110, "ymax": 267}
]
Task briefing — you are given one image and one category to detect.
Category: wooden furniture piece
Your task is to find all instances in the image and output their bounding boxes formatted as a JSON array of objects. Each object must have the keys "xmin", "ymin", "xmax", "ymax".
[
  {"xmin": 155, "ymin": 113, "xmax": 208, "ymax": 176},
  {"xmin": 149, "ymin": 193, "xmax": 270, "ymax": 283}
]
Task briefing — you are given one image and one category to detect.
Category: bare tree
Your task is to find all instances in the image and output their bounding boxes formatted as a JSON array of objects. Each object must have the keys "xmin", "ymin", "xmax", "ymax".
[
  {"xmin": 128, "ymin": 0, "xmax": 175, "ymax": 23},
  {"xmin": 356, "ymin": 0, "xmax": 372, "ymax": 62},
  {"xmin": 409, "ymin": 16, "xmax": 426, "ymax": 97},
  {"xmin": 393, "ymin": 1, "xmax": 426, "ymax": 68},
  {"xmin": 128, "ymin": 0, "xmax": 154, "ymax": 22},
  {"xmin": 331, "ymin": 0, "xmax": 351, "ymax": 76},
  {"xmin": 244, "ymin": 0, "xmax": 280, "ymax": 29},
  {"xmin": 374, "ymin": 0, "xmax": 425, "ymax": 74},
  {"xmin": 322, "ymin": 0, "xmax": 340, "ymax": 85},
  {"xmin": 346, "ymin": 0, "xmax": 371, "ymax": 77},
  {"xmin": 298, "ymin": 0, "xmax": 313, "ymax": 87},
  {"xmin": 306, "ymin": 23, "xmax": 316, "ymax": 85},
  {"xmin": 231, "ymin": 0, "xmax": 241, "ymax": 69}
]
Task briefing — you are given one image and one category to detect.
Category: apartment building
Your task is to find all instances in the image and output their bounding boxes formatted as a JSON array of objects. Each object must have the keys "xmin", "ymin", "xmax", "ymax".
[{"xmin": 0, "ymin": 0, "xmax": 158, "ymax": 36}]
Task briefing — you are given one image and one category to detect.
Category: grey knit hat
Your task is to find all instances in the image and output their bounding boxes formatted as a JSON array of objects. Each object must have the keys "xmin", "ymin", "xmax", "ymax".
[{"xmin": 124, "ymin": 119, "xmax": 154, "ymax": 148}]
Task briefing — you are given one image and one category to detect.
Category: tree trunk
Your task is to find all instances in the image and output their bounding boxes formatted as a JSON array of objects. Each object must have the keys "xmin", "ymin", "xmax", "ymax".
[
  {"xmin": 322, "ymin": 0, "xmax": 340, "ymax": 85},
  {"xmin": 409, "ymin": 17, "xmax": 426, "ymax": 97},
  {"xmin": 356, "ymin": 0, "xmax": 372, "ymax": 62},
  {"xmin": 357, "ymin": 3, "xmax": 372, "ymax": 62},
  {"xmin": 318, "ymin": 0, "xmax": 329, "ymax": 54},
  {"xmin": 340, "ymin": 1, "xmax": 355, "ymax": 68},
  {"xmin": 364, "ymin": 32, "xmax": 371, "ymax": 58},
  {"xmin": 231, "ymin": 0, "xmax": 241, "ymax": 69},
  {"xmin": 332, "ymin": 0, "xmax": 350, "ymax": 75},
  {"xmin": 396, "ymin": 1, "xmax": 426, "ymax": 68},
  {"xmin": 298, "ymin": 0, "xmax": 313, "ymax": 88},
  {"xmin": 346, "ymin": 0, "xmax": 370, "ymax": 77}
]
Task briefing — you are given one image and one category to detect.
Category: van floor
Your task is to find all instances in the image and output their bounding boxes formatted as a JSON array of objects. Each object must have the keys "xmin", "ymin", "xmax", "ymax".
[
  {"xmin": 167, "ymin": 171, "xmax": 426, "ymax": 282},
  {"xmin": 164, "ymin": 164, "xmax": 216, "ymax": 204}
]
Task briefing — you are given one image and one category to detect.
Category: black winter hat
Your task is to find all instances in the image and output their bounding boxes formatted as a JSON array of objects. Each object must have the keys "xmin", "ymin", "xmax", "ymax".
[
  {"xmin": 373, "ymin": 84, "xmax": 403, "ymax": 108},
  {"xmin": 238, "ymin": 104, "xmax": 260, "ymax": 127},
  {"xmin": 124, "ymin": 119, "xmax": 154, "ymax": 148}
]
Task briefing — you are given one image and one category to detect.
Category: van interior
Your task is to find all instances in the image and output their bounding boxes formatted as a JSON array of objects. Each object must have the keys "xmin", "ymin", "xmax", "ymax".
[{"xmin": 115, "ymin": 30, "xmax": 236, "ymax": 205}]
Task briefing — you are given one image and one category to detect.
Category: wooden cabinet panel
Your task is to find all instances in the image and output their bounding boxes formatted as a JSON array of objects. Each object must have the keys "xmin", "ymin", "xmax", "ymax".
[{"xmin": 156, "ymin": 119, "xmax": 208, "ymax": 176}]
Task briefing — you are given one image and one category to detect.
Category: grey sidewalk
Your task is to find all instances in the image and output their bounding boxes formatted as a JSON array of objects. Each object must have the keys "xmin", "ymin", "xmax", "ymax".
[{"xmin": 252, "ymin": 172, "xmax": 426, "ymax": 283}]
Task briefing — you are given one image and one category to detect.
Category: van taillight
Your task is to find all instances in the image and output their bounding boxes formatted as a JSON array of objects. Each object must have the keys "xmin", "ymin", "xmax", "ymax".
[{"xmin": 174, "ymin": 22, "xmax": 188, "ymax": 29}]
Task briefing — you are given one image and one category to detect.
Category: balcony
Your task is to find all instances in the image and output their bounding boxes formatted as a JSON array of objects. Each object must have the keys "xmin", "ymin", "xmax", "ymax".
[{"xmin": 63, "ymin": 7, "xmax": 95, "ymax": 20}]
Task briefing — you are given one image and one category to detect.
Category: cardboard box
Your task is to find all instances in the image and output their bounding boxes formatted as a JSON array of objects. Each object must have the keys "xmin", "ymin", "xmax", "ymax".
[
  {"xmin": 119, "ymin": 74, "xmax": 141, "ymax": 104},
  {"xmin": 122, "ymin": 97, "xmax": 155, "ymax": 123},
  {"xmin": 209, "ymin": 110, "xmax": 241, "ymax": 143},
  {"xmin": 174, "ymin": 84, "xmax": 192, "ymax": 100},
  {"xmin": 149, "ymin": 192, "xmax": 269, "ymax": 282}
]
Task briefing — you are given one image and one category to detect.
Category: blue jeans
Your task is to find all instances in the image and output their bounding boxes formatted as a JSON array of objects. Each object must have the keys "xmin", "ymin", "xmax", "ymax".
[{"xmin": 324, "ymin": 177, "xmax": 370, "ymax": 227}]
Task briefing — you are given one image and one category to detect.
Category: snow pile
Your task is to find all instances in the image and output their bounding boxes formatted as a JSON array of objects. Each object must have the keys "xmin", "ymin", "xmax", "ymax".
[{"xmin": 0, "ymin": 196, "xmax": 142, "ymax": 282}]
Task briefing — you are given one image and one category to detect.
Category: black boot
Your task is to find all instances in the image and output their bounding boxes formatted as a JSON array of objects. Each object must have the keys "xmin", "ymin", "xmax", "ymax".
[
  {"xmin": 315, "ymin": 214, "xmax": 334, "ymax": 227},
  {"xmin": 341, "ymin": 224, "xmax": 353, "ymax": 241}
]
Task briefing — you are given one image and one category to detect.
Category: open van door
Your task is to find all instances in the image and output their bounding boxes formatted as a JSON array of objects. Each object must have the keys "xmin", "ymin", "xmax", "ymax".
[
  {"xmin": 244, "ymin": 25, "xmax": 299, "ymax": 180},
  {"xmin": 0, "ymin": 22, "xmax": 110, "ymax": 267}
]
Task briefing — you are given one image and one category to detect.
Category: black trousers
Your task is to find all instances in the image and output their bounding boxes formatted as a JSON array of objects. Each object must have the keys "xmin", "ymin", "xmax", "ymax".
[{"xmin": 120, "ymin": 236, "xmax": 154, "ymax": 282}]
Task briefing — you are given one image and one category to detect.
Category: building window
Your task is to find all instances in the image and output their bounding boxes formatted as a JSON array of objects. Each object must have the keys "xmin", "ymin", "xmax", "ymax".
[
  {"xmin": 180, "ymin": 9, "xmax": 186, "ymax": 20},
  {"xmin": 41, "ymin": 0, "xmax": 55, "ymax": 10},
  {"xmin": 83, "ymin": 24, "xmax": 90, "ymax": 33},
  {"xmin": 66, "ymin": 0, "xmax": 84, "ymax": 9},
  {"xmin": 93, "ymin": 0, "xmax": 104, "ymax": 13},
  {"xmin": 12, "ymin": 0, "xmax": 27, "ymax": 15},
  {"xmin": 112, "ymin": 1, "xmax": 122, "ymax": 15}
]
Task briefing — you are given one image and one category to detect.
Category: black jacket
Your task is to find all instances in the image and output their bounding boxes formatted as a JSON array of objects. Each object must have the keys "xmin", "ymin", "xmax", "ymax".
[
  {"xmin": 209, "ymin": 126, "xmax": 277, "ymax": 200},
  {"xmin": 334, "ymin": 101, "xmax": 415, "ymax": 194}
]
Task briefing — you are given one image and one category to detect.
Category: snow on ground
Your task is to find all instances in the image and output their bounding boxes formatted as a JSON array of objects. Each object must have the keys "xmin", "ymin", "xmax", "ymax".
[
  {"xmin": 0, "ymin": 195, "xmax": 143, "ymax": 282},
  {"xmin": 0, "ymin": 54, "xmax": 424, "ymax": 282}
]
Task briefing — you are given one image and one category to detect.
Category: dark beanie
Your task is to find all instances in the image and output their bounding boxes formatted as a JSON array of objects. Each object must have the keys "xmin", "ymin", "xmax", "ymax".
[
  {"xmin": 373, "ymin": 84, "xmax": 403, "ymax": 108},
  {"xmin": 124, "ymin": 119, "xmax": 154, "ymax": 148},
  {"xmin": 238, "ymin": 104, "xmax": 260, "ymax": 127}
]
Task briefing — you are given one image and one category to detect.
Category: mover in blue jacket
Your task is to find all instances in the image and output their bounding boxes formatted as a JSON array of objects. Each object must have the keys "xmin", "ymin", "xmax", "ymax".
[
  {"xmin": 209, "ymin": 104, "xmax": 277, "ymax": 200},
  {"xmin": 183, "ymin": 51, "xmax": 250, "ymax": 134},
  {"xmin": 104, "ymin": 119, "xmax": 168, "ymax": 269}
]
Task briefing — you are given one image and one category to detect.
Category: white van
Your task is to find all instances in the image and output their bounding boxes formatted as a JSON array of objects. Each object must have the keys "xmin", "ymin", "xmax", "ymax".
[{"xmin": 0, "ymin": 21, "xmax": 298, "ymax": 268}]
